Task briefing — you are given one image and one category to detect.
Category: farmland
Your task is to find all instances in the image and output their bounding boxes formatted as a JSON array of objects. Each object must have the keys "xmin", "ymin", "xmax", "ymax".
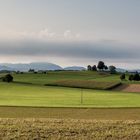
[
  {"xmin": 0, "ymin": 71, "xmax": 139, "ymax": 112},
  {"xmin": 0, "ymin": 119, "xmax": 140, "ymax": 140},
  {"xmin": 0, "ymin": 82, "xmax": 140, "ymax": 107},
  {"xmin": 12, "ymin": 71, "xmax": 140, "ymax": 84},
  {"xmin": 0, "ymin": 71, "xmax": 140, "ymax": 139}
]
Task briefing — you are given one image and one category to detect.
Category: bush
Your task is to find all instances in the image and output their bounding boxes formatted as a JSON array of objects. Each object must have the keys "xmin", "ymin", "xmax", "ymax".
[
  {"xmin": 129, "ymin": 75, "xmax": 134, "ymax": 81},
  {"xmin": 133, "ymin": 73, "xmax": 140, "ymax": 81},
  {"xmin": 109, "ymin": 66, "xmax": 116, "ymax": 74},
  {"xmin": 2, "ymin": 74, "xmax": 13, "ymax": 83},
  {"xmin": 120, "ymin": 74, "xmax": 125, "ymax": 81},
  {"xmin": 128, "ymin": 73, "xmax": 140, "ymax": 81}
]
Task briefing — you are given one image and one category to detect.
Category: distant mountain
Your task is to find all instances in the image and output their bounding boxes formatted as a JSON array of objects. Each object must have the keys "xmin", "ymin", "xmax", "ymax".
[
  {"xmin": 0, "ymin": 62, "xmax": 63, "ymax": 71},
  {"xmin": 0, "ymin": 65, "xmax": 15, "ymax": 71},
  {"xmin": 116, "ymin": 68, "xmax": 140, "ymax": 73},
  {"xmin": 128, "ymin": 69, "xmax": 140, "ymax": 73},
  {"xmin": 64, "ymin": 66, "xmax": 86, "ymax": 71}
]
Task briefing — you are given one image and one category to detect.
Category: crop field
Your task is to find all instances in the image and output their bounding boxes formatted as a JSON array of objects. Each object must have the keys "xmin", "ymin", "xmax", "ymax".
[{"xmin": 0, "ymin": 119, "xmax": 140, "ymax": 140}]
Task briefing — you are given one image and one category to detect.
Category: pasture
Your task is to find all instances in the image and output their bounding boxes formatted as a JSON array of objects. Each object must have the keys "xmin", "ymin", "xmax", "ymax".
[{"xmin": 0, "ymin": 82, "xmax": 140, "ymax": 108}]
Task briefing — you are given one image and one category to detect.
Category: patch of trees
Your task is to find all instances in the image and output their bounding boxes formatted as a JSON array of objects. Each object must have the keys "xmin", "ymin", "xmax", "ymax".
[
  {"xmin": 87, "ymin": 65, "xmax": 97, "ymax": 71},
  {"xmin": 28, "ymin": 69, "xmax": 35, "ymax": 73},
  {"xmin": 120, "ymin": 72, "xmax": 140, "ymax": 81},
  {"xmin": 87, "ymin": 61, "xmax": 116, "ymax": 74},
  {"xmin": 2, "ymin": 74, "xmax": 13, "ymax": 83},
  {"xmin": 129, "ymin": 73, "xmax": 140, "ymax": 81},
  {"xmin": 16, "ymin": 71, "xmax": 24, "ymax": 74}
]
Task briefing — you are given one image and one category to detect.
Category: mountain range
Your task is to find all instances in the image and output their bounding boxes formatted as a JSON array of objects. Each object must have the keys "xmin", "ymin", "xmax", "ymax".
[
  {"xmin": 0, "ymin": 62, "xmax": 139, "ymax": 72},
  {"xmin": 0, "ymin": 62, "xmax": 85, "ymax": 71}
]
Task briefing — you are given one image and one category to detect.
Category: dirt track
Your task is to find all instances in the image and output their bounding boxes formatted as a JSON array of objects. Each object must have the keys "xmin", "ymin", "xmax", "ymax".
[{"xmin": 114, "ymin": 84, "xmax": 140, "ymax": 93}]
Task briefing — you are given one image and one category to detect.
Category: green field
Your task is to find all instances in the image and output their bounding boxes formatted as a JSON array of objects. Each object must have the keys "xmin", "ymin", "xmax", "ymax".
[
  {"xmin": 0, "ymin": 71, "xmax": 139, "ymax": 108},
  {"xmin": 0, "ymin": 81, "xmax": 140, "ymax": 107}
]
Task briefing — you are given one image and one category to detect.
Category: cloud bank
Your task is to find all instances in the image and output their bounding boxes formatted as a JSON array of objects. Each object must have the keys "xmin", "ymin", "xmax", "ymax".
[{"xmin": 0, "ymin": 39, "xmax": 138, "ymax": 60}]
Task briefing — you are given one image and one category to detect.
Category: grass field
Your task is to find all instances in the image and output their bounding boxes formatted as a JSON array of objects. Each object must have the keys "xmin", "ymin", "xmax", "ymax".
[{"xmin": 0, "ymin": 82, "xmax": 140, "ymax": 107}]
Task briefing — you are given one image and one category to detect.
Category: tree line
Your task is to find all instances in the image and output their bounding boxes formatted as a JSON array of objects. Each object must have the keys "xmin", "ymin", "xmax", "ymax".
[
  {"xmin": 87, "ymin": 61, "xmax": 116, "ymax": 74},
  {"xmin": 120, "ymin": 72, "xmax": 140, "ymax": 81}
]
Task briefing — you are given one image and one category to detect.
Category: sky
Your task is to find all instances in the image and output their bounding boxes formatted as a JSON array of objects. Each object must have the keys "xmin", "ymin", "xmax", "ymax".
[{"xmin": 0, "ymin": 0, "xmax": 140, "ymax": 69}]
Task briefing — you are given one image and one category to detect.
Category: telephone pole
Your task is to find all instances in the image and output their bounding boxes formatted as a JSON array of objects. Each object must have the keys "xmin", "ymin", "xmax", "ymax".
[{"xmin": 81, "ymin": 88, "xmax": 83, "ymax": 104}]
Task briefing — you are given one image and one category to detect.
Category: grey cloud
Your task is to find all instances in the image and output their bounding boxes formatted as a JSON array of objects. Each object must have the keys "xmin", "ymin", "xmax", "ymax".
[{"xmin": 0, "ymin": 39, "xmax": 139, "ymax": 60}]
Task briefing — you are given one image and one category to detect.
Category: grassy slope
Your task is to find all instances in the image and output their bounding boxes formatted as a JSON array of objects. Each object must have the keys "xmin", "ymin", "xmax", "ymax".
[
  {"xmin": 13, "ymin": 71, "xmax": 121, "ymax": 90},
  {"xmin": 13, "ymin": 71, "xmax": 113, "ymax": 85},
  {"xmin": 13, "ymin": 71, "xmax": 140, "ymax": 85},
  {"xmin": 0, "ymin": 82, "xmax": 140, "ymax": 107}
]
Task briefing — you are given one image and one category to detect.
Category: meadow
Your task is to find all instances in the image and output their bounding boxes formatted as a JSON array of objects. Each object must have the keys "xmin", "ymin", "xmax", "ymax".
[{"xmin": 0, "ymin": 82, "xmax": 140, "ymax": 108}]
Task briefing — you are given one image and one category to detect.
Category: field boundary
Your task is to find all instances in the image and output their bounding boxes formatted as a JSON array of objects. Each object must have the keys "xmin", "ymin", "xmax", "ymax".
[{"xmin": 0, "ymin": 105, "xmax": 140, "ymax": 109}]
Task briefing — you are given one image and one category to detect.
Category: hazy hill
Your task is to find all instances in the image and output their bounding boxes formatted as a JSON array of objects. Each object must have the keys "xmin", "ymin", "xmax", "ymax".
[
  {"xmin": 64, "ymin": 66, "xmax": 86, "ymax": 71},
  {"xmin": 0, "ymin": 65, "xmax": 15, "ymax": 71},
  {"xmin": 0, "ymin": 62, "xmax": 63, "ymax": 71}
]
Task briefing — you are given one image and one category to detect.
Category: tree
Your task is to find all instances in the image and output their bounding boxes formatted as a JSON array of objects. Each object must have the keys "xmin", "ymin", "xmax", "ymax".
[
  {"xmin": 120, "ymin": 73, "xmax": 125, "ymax": 81},
  {"xmin": 92, "ymin": 65, "xmax": 97, "ymax": 71},
  {"xmin": 129, "ymin": 74, "xmax": 134, "ymax": 81},
  {"xmin": 87, "ymin": 65, "xmax": 92, "ymax": 71},
  {"xmin": 104, "ymin": 65, "xmax": 108, "ymax": 71},
  {"xmin": 109, "ymin": 65, "xmax": 116, "ymax": 74},
  {"xmin": 2, "ymin": 74, "xmax": 13, "ymax": 83},
  {"xmin": 97, "ymin": 61, "xmax": 105, "ymax": 71}
]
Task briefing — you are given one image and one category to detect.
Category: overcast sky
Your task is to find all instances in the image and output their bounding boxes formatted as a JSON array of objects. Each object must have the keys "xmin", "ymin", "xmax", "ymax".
[{"xmin": 0, "ymin": 0, "xmax": 140, "ymax": 69}]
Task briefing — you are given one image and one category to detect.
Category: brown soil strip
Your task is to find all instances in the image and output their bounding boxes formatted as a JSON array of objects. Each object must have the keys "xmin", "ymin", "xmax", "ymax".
[
  {"xmin": 0, "ymin": 106, "xmax": 140, "ymax": 120},
  {"xmin": 114, "ymin": 84, "xmax": 140, "ymax": 93}
]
